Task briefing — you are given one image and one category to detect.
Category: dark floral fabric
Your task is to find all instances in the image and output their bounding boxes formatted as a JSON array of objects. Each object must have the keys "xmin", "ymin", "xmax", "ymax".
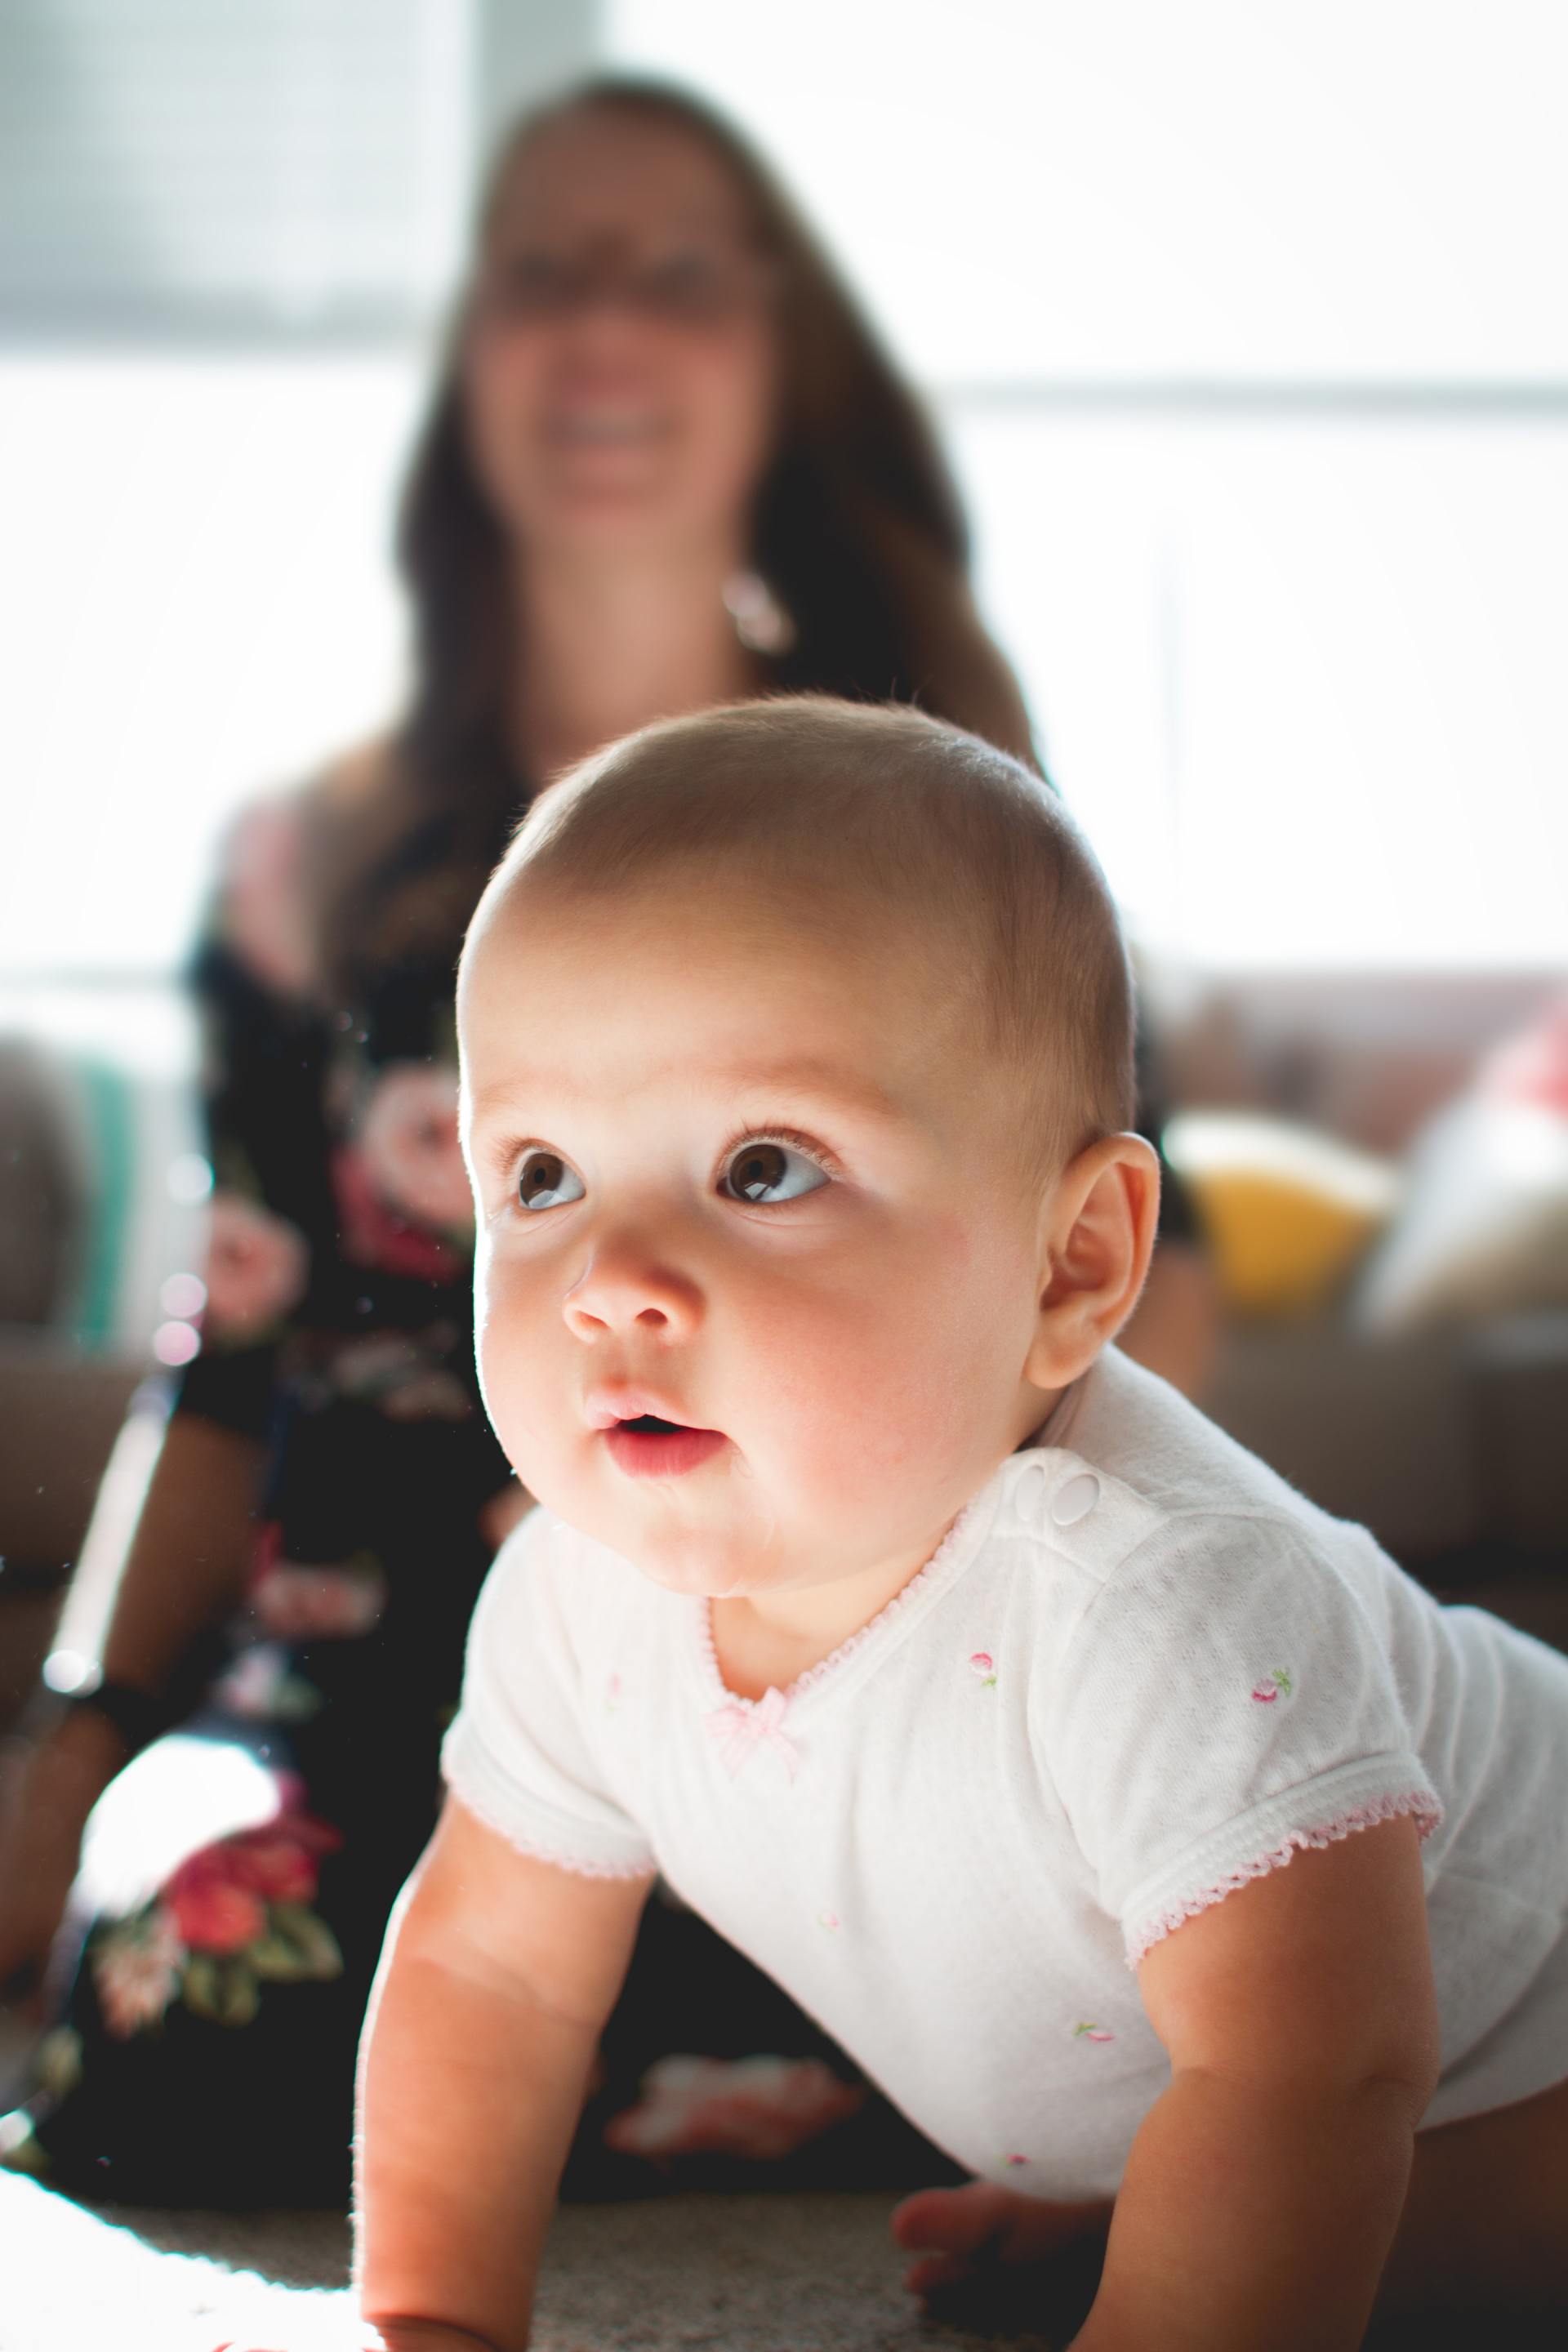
[{"xmin": 2, "ymin": 795, "xmax": 519, "ymax": 2200}]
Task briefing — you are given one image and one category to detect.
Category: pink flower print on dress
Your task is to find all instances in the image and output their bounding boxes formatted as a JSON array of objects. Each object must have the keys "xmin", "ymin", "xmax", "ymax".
[
  {"xmin": 1073, "ymin": 2020, "xmax": 1115, "ymax": 2043},
  {"xmin": 1251, "ymin": 1668, "xmax": 1294, "ymax": 1704},
  {"xmin": 250, "ymin": 1548, "xmax": 388, "ymax": 1642},
  {"xmin": 220, "ymin": 796, "xmax": 314, "ymax": 998},
  {"xmin": 331, "ymin": 1147, "xmax": 462, "ymax": 1282},
  {"xmin": 93, "ymin": 1908, "xmax": 186, "ymax": 2038},
  {"xmin": 969, "ymin": 1650, "xmax": 998, "ymax": 1687},
  {"xmin": 162, "ymin": 1809, "xmax": 341, "ymax": 1958},
  {"xmin": 359, "ymin": 1062, "xmax": 474, "ymax": 1235},
  {"xmin": 202, "ymin": 1192, "xmax": 309, "ymax": 1340}
]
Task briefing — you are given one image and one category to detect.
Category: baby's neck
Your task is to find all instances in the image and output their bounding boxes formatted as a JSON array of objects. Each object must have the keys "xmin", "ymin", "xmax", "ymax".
[
  {"xmin": 708, "ymin": 1520, "xmax": 960, "ymax": 1705},
  {"xmin": 709, "ymin": 1388, "xmax": 1071, "ymax": 1704}
]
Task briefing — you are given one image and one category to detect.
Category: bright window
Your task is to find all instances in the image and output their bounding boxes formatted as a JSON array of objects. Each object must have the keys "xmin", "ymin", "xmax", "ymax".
[
  {"xmin": 2, "ymin": 1, "xmax": 1564, "ymax": 978},
  {"xmin": 608, "ymin": 0, "xmax": 1568, "ymax": 969}
]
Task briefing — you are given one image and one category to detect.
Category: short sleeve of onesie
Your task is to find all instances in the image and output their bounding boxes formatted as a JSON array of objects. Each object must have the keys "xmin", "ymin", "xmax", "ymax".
[
  {"xmin": 1041, "ymin": 1508, "xmax": 1445, "ymax": 1967},
  {"xmin": 441, "ymin": 1510, "xmax": 657, "ymax": 1881}
]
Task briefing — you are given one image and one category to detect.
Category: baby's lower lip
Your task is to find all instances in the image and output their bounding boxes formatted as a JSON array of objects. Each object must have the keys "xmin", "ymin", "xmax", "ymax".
[{"xmin": 604, "ymin": 1422, "xmax": 728, "ymax": 1479}]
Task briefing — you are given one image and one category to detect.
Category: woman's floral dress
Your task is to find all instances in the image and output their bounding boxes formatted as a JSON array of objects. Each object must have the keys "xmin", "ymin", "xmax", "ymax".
[{"xmin": 2, "ymin": 799, "xmax": 506, "ymax": 2200}]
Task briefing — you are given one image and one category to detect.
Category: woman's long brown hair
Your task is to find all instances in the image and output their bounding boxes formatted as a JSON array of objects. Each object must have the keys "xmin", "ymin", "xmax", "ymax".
[{"xmin": 308, "ymin": 74, "xmax": 1038, "ymax": 1012}]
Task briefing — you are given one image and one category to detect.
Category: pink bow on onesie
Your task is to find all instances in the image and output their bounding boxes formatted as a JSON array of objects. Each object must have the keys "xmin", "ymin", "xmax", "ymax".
[{"xmin": 706, "ymin": 1684, "xmax": 800, "ymax": 1781}]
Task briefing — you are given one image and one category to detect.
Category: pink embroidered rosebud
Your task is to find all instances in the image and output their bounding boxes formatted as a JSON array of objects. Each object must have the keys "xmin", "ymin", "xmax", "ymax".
[
  {"xmin": 1004, "ymin": 2152, "xmax": 1029, "ymax": 2167},
  {"xmin": 1073, "ymin": 2021, "xmax": 1115, "ymax": 2042},
  {"xmin": 969, "ymin": 1650, "xmax": 998, "ymax": 1687},
  {"xmin": 1252, "ymin": 1668, "xmax": 1293, "ymax": 1704},
  {"xmin": 606, "ymin": 1673, "xmax": 622, "ymax": 1713}
]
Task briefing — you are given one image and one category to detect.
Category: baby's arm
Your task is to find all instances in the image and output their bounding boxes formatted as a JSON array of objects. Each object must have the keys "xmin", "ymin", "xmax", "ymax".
[
  {"xmin": 1072, "ymin": 1813, "xmax": 1441, "ymax": 2352},
  {"xmin": 354, "ymin": 1793, "xmax": 653, "ymax": 2352}
]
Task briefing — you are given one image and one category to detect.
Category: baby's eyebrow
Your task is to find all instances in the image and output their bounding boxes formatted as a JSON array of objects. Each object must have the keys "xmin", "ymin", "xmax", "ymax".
[{"xmin": 470, "ymin": 1058, "xmax": 913, "ymax": 1129}]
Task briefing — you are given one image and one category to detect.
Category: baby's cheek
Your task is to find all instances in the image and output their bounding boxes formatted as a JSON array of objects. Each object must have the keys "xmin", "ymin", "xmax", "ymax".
[
  {"xmin": 845, "ymin": 1215, "xmax": 1019, "ymax": 1467},
  {"xmin": 472, "ymin": 1269, "xmax": 542, "ymax": 1463},
  {"xmin": 768, "ymin": 1281, "xmax": 929, "ymax": 1491}
]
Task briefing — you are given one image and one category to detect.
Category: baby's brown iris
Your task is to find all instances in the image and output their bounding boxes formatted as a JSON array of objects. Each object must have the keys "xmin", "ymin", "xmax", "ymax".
[
  {"xmin": 728, "ymin": 1142, "xmax": 787, "ymax": 1202},
  {"xmin": 519, "ymin": 1151, "xmax": 567, "ymax": 1207}
]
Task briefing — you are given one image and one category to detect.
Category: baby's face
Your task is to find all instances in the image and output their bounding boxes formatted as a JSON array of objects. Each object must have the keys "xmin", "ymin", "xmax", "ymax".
[{"xmin": 460, "ymin": 875, "xmax": 1051, "ymax": 1601}]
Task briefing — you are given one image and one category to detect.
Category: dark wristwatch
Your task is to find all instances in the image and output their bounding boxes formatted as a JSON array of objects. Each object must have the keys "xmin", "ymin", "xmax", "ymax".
[{"xmin": 24, "ymin": 1662, "xmax": 175, "ymax": 1759}]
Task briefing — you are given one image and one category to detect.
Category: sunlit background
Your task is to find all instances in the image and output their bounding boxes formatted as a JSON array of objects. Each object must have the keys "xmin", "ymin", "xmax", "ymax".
[{"xmin": 5, "ymin": 0, "xmax": 1567, "ymax": 996}]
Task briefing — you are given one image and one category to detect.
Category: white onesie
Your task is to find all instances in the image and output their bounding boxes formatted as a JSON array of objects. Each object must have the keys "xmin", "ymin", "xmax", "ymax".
[{"xmin": 441, "ymin": 1346, "xmax": 1568, "ymax": 2197}]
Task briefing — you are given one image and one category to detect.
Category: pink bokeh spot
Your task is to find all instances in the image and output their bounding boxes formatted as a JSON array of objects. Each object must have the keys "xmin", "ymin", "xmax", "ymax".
[{"xmin": 1481, "ymin": 994, "xmax": 1568, "ymax": 1115}]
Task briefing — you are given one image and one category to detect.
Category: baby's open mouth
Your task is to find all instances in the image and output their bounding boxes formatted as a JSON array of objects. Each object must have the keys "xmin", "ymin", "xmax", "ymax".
[{"xmin": 603, "ymin": 1412, "xmax": 728, "ymax": 1479}]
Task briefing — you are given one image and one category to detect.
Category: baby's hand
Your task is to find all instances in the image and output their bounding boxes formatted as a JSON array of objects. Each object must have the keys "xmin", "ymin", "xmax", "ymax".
[{"xmin": 891, "ymin": 2180, "xmax": 1111, "ymax": 2338}]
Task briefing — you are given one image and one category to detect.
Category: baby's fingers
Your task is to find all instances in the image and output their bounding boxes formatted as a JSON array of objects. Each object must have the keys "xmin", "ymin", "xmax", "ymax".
[{"xmin": 902, "ymin": 2248, "xmax": 979, "ymax": 2299}]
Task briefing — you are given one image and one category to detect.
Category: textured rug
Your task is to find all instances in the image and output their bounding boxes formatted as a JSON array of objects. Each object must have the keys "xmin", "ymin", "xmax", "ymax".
[{"xmin": 0, "ymin": 2172, "xmax": 1060, "ymax": 2352}]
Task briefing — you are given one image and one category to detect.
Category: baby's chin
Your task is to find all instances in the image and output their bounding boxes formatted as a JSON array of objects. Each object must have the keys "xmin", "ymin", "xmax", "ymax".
[
  {"xmin": 574, "ymin": 1489, "xmax": 782, "ymax": 1599},
  {"xmin": 609, "ymin": 1516, "xmax": 775, "ymax": 1600}
]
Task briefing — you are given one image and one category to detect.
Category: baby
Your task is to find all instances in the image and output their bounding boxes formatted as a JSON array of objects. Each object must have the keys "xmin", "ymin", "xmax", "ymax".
[{"xmin": 230, "ymin": 698, "xmax": 1568, "ymax": 2351}]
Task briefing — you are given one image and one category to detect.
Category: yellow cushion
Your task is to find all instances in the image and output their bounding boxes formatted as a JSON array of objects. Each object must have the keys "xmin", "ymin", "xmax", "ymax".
[{"xmin": 1163, "ymin": 1113, "xmax": 1402, "ymax": 1319}]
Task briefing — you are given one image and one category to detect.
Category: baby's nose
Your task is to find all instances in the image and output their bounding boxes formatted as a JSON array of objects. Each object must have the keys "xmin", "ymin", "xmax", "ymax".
[{"xmin": 563, "ymin": 1249, "xmax": 702, "ymax": 1341}]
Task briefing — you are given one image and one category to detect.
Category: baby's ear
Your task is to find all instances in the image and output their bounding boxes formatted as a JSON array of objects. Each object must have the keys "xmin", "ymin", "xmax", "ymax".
[{"xmin": 1023, "ymin": 1134, "xmax": 1161, "ymax": 1389}]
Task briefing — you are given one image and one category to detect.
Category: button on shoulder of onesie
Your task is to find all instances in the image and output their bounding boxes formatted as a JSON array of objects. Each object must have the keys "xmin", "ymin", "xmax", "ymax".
[
  {"xmin": 1006, "ymin": 1456, "xmax": 1167, "ymax": 1586},
  {"xmin": 1051, "ymin": 1472, "xmax": 1100, "ymax": 1527},
  {"xmin": 1007, "ymin": 1457, "xmax": 1058, "ymax": 1535}
]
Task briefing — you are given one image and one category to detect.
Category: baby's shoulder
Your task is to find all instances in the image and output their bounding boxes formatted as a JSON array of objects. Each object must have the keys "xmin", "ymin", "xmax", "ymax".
[{"xmin": 998, "ymin": 1361, "xmax": 1385, "ymax": 1668}]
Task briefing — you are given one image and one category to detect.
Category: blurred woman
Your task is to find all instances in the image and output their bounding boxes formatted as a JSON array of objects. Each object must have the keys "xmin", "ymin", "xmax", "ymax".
[{"xmin": 0, "ymin": 77, "xmax": 1212, "ymax": 2203}]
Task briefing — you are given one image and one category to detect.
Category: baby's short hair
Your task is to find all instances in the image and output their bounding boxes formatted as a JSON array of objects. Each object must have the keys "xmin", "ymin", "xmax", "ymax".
[{"xmin": 469, "ymin": 697, "xmax": 1135, "ymax": 1191}]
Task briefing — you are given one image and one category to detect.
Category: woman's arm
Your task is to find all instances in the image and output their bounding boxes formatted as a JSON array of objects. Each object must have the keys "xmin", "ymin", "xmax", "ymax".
[
  {"xmin": 94, "ymin": 1412, "xmax": 267, "ymax": 1695},
  {"xmin": 356, "ymin": 1795, "xmax": 653, "ymax": 2352},
  {"xmin": 1070, "ymin": 1815, "xmax": 1441, "ymax": 2352},
  {"xmin": 0, "ymin": 1413, "xmax": 265, "ymax": 1999}
]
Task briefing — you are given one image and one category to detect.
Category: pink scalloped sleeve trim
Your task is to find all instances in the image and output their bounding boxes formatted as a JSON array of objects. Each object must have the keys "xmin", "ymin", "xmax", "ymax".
[
  {"xmin": 446, "ymin": 1777, "xmax": 658, "ymax": 1884},
  {"xmin": 1125, "ymin": 1788, "xmax": 1443, "ymax": 1969}
]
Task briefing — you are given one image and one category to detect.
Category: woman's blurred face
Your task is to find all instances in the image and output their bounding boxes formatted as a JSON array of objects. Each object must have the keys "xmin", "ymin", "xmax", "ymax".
[{"xmin": 461, "ymin": 109, "xmax": 781, "ymax": 561}]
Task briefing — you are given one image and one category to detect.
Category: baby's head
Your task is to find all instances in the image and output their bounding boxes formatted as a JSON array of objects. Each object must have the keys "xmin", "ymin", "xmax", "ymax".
[{"xmin": 457, "ymin": 697, "xmax": 1158, "ymax": 1600}]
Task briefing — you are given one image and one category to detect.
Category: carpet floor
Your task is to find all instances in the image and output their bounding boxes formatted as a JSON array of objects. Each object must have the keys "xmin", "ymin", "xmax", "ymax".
[
  {"xmin": 0, "ymin": 2171, "xmax": 1062, "ymax": 2352},
  {"xmin": 6, "ymin": 2169, "xmax": 1564, "ymax": 2350}
]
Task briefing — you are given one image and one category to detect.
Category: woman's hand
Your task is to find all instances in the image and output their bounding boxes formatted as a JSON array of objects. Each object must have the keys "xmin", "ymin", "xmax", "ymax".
[{"xmin": 0, "ymin": 1707, "xmax": 126, "ymax": 2007}]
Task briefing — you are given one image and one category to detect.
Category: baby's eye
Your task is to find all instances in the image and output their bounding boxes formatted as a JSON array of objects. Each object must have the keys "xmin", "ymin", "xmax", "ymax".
[
  {"xmin": 719, "ymin": 1138, "xmax": 829, "ymax": 1206},
  {"xmin": 515, "ymin": 1148, "xmax": 585, "ymax": 1212}
]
